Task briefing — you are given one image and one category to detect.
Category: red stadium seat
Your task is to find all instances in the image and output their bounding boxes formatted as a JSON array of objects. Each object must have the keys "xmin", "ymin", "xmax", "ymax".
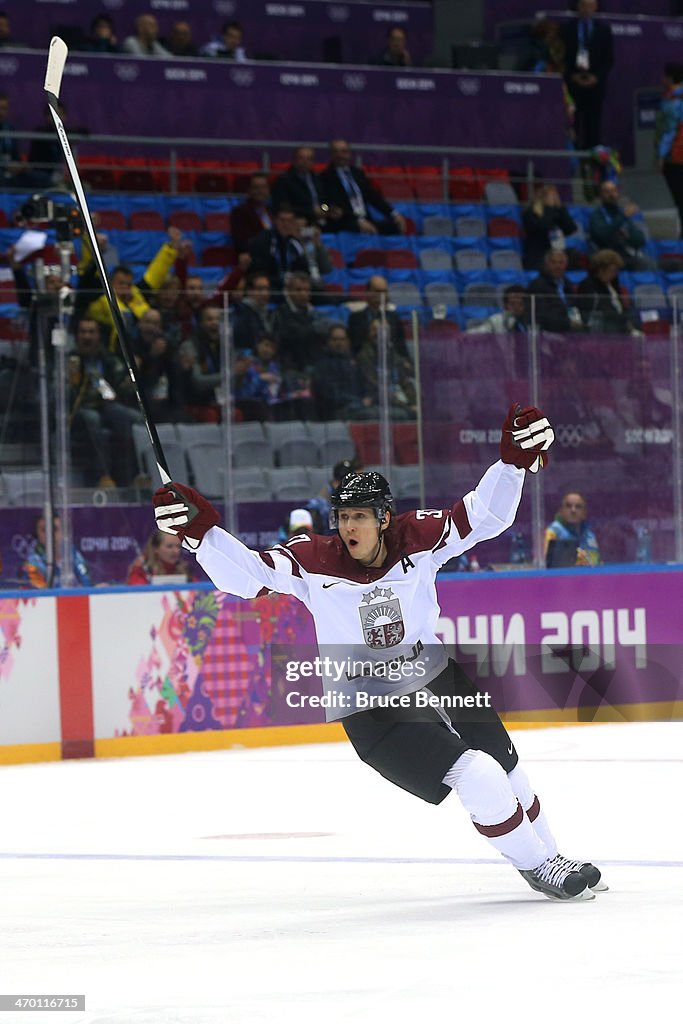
[
  {"xmin": 82, "ymin": 167, "xmax": 118, "ymax": 191},
  {"xmin": 94, "ymin": 209, "xmax": 127, "ymax": 230},
  {"xmin": 194, "ymin": 172, "xmax": 231, "ymax": 194},
  {"xmin": 349, "ymin": 422, "xmax": 381, "ymax": 464},
  {"xmin": 201, "ymin": 245, "xmax": 236, "ymax": 267},
  {"xmin": 393, "ymin": 423, "xmax": 419, "ymax": 464},
  {"xmin": 385, "ymin": 249, "xmax": 418, "ymax": 269},
  {"xmin": 353, "ymin": 248, "xmax": 388, "ymax": 268},
  {"xmin": 130, "ymin": 210, "xmax": 166, "ymax": 231},
  {"xmin": 414, "ymin": 178, "xmax": 445, "ymax": 201},
  {"xmin": 204, "ymin": 212, "xmax": 231, "ymax": 232},
  {"xmin": 327, "ymin": 248, "xmax": 345, "ymax": 269},
  {"xmin": 488, "ymin": 217, "xmax": 520, "ymax": 238},
  {"xmin": 119, "ymin": 168, "xmax": 157, "ymax": 192},
  {"xmin": 168, "ymin": 210, "xmax": 204, "ymax": 233},
  {"xmin": 449, "ymin": 167, "xmax": 483, "ymax": 201}
]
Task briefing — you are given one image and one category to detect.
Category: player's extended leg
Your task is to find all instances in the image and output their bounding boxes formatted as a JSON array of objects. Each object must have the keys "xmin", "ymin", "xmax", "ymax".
[
  {"xmin": 428, "ymin": 661, "xmax": 605, "ymax": 896},
  {"xmin": 441, "ymin": 750, "xmax": 593, "ymax": 900},
  {"xmin": 507, "ymin": 762, "xmax": 608, "ymax": 892},
  {"xmin": 343, "ymin": 694, "xmax": 594, "ymax": 901}
]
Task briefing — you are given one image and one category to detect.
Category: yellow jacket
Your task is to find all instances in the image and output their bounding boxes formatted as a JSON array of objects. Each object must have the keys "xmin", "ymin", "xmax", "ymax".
[{"xmin": 83, "ymin": 238, "xmax": 178, "ymax": 351}]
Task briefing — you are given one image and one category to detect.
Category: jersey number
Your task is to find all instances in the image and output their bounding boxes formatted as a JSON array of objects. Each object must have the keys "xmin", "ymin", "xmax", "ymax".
[{"xmin": 416, "ymin": 509, "xmax": 444, "ymax": 519}]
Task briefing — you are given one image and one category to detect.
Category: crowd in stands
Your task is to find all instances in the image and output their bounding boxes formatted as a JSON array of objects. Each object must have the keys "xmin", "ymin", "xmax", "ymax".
[
  {"xmin": 0, "ymin": 126, "xmax": 680, "ymax": 497},
  {"xmin": 0, "ymin": 9, "xmax": 415, "ymax": 68}
]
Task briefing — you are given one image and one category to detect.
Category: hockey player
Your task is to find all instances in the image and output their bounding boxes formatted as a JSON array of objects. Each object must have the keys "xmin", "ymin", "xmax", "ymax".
[{"xmin": 152, "ymin": 404, "xmax": 606, "ymax": 901}]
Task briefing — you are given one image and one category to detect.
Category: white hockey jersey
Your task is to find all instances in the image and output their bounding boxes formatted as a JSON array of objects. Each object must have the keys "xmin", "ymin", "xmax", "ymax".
[{"xmin": 196, "ymin": 460, "xmax": 525, "ymax": 720}]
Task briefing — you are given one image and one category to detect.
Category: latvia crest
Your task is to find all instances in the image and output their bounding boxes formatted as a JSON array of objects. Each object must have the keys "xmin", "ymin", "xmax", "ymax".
[{"xmin": 359, "ymin": 587, "xmax": 405, "ymax": 649}]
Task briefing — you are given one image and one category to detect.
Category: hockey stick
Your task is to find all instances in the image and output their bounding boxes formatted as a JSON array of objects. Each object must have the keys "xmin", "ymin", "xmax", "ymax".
[{"xmin": 44, "ymin": 36, "xmax": 172, "ymax": 486}]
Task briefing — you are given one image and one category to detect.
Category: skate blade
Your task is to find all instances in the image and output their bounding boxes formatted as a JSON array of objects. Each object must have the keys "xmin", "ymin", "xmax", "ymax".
[
  {"xmin": 591, "ymin": 881, "xmax": 609, "ymax": 892},
  {"xmin": 544, "ymin": 887, "xmax": 596, "ymax": 902}
]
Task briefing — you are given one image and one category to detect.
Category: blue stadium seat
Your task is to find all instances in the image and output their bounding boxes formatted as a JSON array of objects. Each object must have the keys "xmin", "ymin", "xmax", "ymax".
[
  {"xmin": 488, "ymin": 235, "xmax": 522, "ymax": 253},
  {"xmin": 127, "ymin": 194, "xmax": 167, "ymax": 216},
  {"xmin": 486, "ymin": 203, "xmax": 522, "ymax": 223},
  {"xmin": 114, "ymin": 230, "xmax": 167, "ymax": 264},
  {"xmin": 191, "ymin": 267, "xmax": 224, "ymax": 286}
]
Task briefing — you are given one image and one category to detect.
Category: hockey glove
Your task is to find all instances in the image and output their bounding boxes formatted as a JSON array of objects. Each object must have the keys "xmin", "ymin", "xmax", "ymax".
[
  {"xmin": 500, "ymin": 403, "xmax": 554, "ymax": 473},
  {"xmin": 153, "ymin": 482, "xmax": 220, "ymax": 549}
]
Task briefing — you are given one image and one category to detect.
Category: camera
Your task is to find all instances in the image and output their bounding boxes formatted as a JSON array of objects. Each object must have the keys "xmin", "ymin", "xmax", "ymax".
[{"xmin": 19, "ymin": 193, "xmax": 82, "ymax": 243}]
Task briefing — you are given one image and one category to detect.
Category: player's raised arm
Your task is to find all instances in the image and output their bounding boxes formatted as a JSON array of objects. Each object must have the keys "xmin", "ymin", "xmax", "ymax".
[
  {"xmin": 152, "ymin": 482, "xmax": 309, "ymax": 601},
  {"xmin": 431, "ymin": 403, "xmax": 554, "ymax": 566}
]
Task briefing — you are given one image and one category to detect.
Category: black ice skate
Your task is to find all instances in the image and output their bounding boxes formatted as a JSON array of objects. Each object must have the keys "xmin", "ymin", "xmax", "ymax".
[
  {"xmin": 559, "ymin": 856, "xmax": 608, "ymax": 892},
  {"xmin": 519, "ymin": 854, "xmax": 595, "ymax": 901}
]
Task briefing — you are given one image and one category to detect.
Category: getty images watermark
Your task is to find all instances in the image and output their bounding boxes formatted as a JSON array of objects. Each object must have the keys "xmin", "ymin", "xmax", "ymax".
[{"xmin": 283, "ymin": 653, "xmax": 492, "ymax": 713}]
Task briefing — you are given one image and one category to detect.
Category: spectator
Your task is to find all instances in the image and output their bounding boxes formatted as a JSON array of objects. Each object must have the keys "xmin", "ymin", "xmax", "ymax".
[
  {"xmin": 287, "ymin": 508, "xmax": 313, "ymax": 536},
  {"xmin": 347, "ymin": 275, "xmax": 410, "ymax": 361},
  {"xmin": 271, "ymin": 147, "xmax": 327, "ymax": 224},
  {"xmin": 465, "ymin": 285, "xmax": 530, "ymax": 381},
  {"xmin": 277, "ymin": 508, "xmax": 314, "ymax": 544},
  {"xmin": 311, "ymin": 324, "xmax": 375, "ymax": 421},
  {"xmin": 545, "ymin": 492, "xmax": 600, "ymax": 567},
  {"xmin": 81, "ymin": 227, "xmax": 184, "ymax": 349},
  {"xmin": 201, "ymin": 21, "xmax": 247, "ymax": 61},
  {"xmin": 319, "ymin": 139, "xmax": 407, "ymax": 235},
  {"xmin": 561, "ymin": 0, "xmax": 613, "ymax": 151},
  {"xmin": 657, "ymin": 62, "xmax": 683, "ymax": 239},
  {"xmin": 273, "ymin": 271, "xmax": 328, "ymax": 371},
  {"xmin": 127, "ymin": 531, "xmax": 193, "ymax": 585},
  {"xmin": 528, "ymin": 250, "xmax": 582, "ymax": 333},
  {"xmin": 69, "ymin": 317, "xmax": 143, "ymax": 486},
  {"xmin": 178, "ymin": 303, "xmax": 224, "ymax": 420},
  {"xmin": 177, "ymin": 274, "xmax": 206, "ymax": 339},
  {"xmin": 86, "ymin": 14, "xmax": 120, "ymax": 53},
  {"xmin": 576, "ymin": 249, "xmax": 641, "ymax": 335},
  {"xmin": 371, "ymin": 25, "xmax": 412, "ymax": 67},
  {"xmin": 357, "ymin": 319, "xmax": 417, "ymax": 420},
  {"xmin": 467, "ymin": 284, "xmax": 530, "ymax": 337},
  {"xmin": 295, "ymin": 216, "xmax": 334, "ymax": 300},
  {"xmin": 525, "ymin": 17, "xmax": 565, "ymax": 74},
  {"xmin": 522, "ymin": 184, "xmax": 578, "ymax": 271},
  {"xmin": 132, "ymin": 308, "xmax": 184, "ymax": 422},
  {"xmin": 20, "ymin": 514, "xmax": 92, "ymax": 589},
  {"xmin": 165, "ymin": 21, "xmax": 198, "ymax": 58},
  {"xmin": 231, "ymin": 272, "xmax": 275, "ymax": 351},
  {"xmin": 587, "ymin": 181, "xmax": 651, "ymax": 270},
  {"xmin": 249, "ymin": 205, "xmax": 309, "ymax": 291},
  {"xmin": 234, "ymin": 334, "xmax": 283, "ymax": 417},
  {"xmin": 231, "ymin": 173, "xmax": 273, "ymax": 256},
  {"xmin": 123, "ymin": 14, "xmax": 170, "ymax": 56},
  {"xmin": 153, "ymin": 274, "xmax": 184, "ymax": 346},
  {"xmin": 0, "ymin": 91, "xmax": 20, "ymax": 186}
]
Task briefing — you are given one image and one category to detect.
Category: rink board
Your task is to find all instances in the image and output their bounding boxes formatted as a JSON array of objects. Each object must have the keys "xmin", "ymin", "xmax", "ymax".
[{"xmin": 0, "ymin": 568, "xmax": 681, "ymax": 764}]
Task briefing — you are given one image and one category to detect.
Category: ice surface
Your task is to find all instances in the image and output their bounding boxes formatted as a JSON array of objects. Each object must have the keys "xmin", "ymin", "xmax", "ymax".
[{"xmin": 1, "ymin": 722, "xmax": 682, "ymax": 1024}]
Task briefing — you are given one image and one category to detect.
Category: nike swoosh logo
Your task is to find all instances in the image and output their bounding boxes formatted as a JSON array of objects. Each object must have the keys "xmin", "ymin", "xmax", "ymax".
[
  {"xmin": 322, "ymin": 582, "xmax": 342, "ymax": 588},
  {"xmin": 508, "ymin": 744, "xmax": 514, "ymax": 755}
]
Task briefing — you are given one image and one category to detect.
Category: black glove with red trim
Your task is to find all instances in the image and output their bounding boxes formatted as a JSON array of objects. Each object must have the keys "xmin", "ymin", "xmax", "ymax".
[
  {"xmin": 153, "ymin": 482, "xmax": 220, "ymax": 549},
  {"xmin": 500, "ymin": 403, "xmax": 554, "ymax": 473}
]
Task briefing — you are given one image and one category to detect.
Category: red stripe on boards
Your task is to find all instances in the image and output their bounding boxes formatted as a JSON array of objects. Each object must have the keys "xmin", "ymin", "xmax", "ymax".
[{"xmin": 57, "ymin": 596, "xmax": 94, "ymax": 759}]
